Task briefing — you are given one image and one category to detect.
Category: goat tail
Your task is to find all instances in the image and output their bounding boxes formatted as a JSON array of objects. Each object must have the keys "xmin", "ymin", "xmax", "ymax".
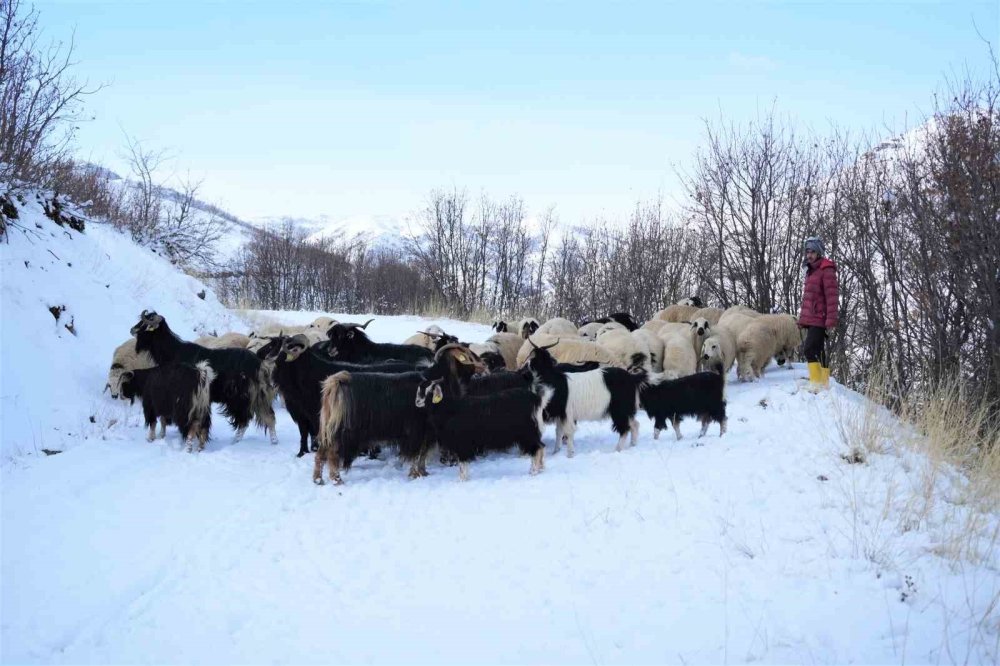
[
  {"xmin": 251, "ymin": 361, "xmax": 277, "ymax": 429},
  {"xmin": 189, "ymin": 361, "xmax": 216, "ymax": 431},
  {"xmin": 319, "ymin": 372, "xmax": 354, "ymax": 452},
  {"xmin": 316, "ymin": 372, "xmax": 352, "ymax": 484}
]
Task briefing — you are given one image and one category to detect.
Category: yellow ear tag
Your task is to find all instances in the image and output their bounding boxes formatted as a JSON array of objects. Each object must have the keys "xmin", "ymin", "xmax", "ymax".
[
  {"xmin": 432, "ymin": 392, "xmax": 443, "ymax": 404},
  {"xmin": 457, "ymin": 354, "xmax": 467, "ymax": 362},
  {"xmin": 146, "ymin": 325, "xmax": 156, "ymax": 331}
]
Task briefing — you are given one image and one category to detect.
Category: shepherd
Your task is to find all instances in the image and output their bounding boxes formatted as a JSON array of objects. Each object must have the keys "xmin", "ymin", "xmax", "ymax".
[{"xmin": 798, "ymin": 236, "xmax": 839, "ymax": 391}]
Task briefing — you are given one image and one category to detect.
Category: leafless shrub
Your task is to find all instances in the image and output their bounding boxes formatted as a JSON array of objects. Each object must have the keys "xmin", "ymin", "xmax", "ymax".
[{"xmin": 0, "ymin": 0, "xmax": 102, "ymax": 185}]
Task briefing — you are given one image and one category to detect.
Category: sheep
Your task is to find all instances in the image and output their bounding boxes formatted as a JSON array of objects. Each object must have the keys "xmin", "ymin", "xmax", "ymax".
[
  {"xmin": 524, "ymin": 340, "xmax": 642, "ymax": 457},
  {"xmin": 577, "ymin": 322, "xmax": 604, "ymax": 340},
  {"xmin": 700, "ymin": 327, "xmax": 736, "ymax": 375},
  {"xmin": 688, "ymin": 317, "xmax": 714, "ymax": 358},
  {"xmin": 491, "ymin": 320, "xmax": 509, "ymax": 333},
  {"xmin": 106, "ymin": 338, "xmax": 156, "ymax": 399},
  {"xmin": 402, "ymin": 325, "xmax": 449, "ymax": 350},
  {"xmin": 716, "ymin": 311, "xmax": 758, "ymax": 340},
  {"xmin": 735, "ymin": 313, "xmax": 802, "ymax": 381},
  {"xmin": 581, "ymin": 313, "xmax": 640, "ymax": 331},
  {"xmin": 537, "ymin": 317, "xmax": 578, "ymax": 337},
  {"xmin": 595, "ymin": 321, "xmax": 628, "ymax": 336},
  {"xmin": 638, "ymin": 371, "xmax": 727, "ymax": 441},
  {"xmin": 659, "ymin": 326, "xmax": 698, "ymax": 379},
  {"xmin": 130, "ymin": 310, "xmax": 277, "ymax": 444},
  {"xmin": 415, "ymin": 376, "xmax": 549, "ymax": 481},
  {"xmin": 632, "ymin": 328, "xmax": 665, "ymax": 372},
  {"xmin": 307, "ymin": 316, "xmax": 338, "ymax": 333},
  {"xmin": 194, "ymin": 332, "xmax": 252, "ymax": 349},
  {"xmin": 722, "ymin": 304, "xmax": 760, "ymax": 319},
  {"xmin": 596, "ymin": 329, "xmax": 650, "ymax": 372},
  {"xmin": 693, "ymin": 307, "xmax": 724, "ymax": 325},
  {"xmin": 325, "ymin": 319, "xmax": 434, "ymax": 366},
  {"xmin": 678, "ymin": 296, "xmax": 704, "ymax": 308},
  {"xmin": 470, "ymin": 332, "xmax": 522, "ymax": 371},
  {"xmin": 118, "ymin": 361, "xmax": 215, "ymax": 452},
  {"xmin": 654, "ymin": 304, "xmax": 700, "ymax": 323},
  {"xmin": 640, "ymin": 319, "xmax": 668, "ymax": 334},
  {"xmin": 515, "ymin": 333, "xmax": 619, "ymax": 368},
  {"xmin": 257, "ymin": 334, "xmax": 418, "ymax": 457},
  {"xmin": 516, "ymin": 317, "xmax": 541, "ymax": 339}
]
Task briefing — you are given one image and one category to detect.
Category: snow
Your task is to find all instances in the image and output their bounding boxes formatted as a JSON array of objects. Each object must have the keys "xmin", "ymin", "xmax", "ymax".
[
  {"xmin": 3, "ymin": 193, "xmax": 1000, "ymax": 664},
  {"xmin": 0, "ymin": 194, "xmax": 245, "ymax": 459}
]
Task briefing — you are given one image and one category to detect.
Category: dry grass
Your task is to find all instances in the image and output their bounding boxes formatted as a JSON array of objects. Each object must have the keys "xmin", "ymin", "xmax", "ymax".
[{"xmin": 834, "ymin": 364, "xmax": 1000, "ymax": 567}]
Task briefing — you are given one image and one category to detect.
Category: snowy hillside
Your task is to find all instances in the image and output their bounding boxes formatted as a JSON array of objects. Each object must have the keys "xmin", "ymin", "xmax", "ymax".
[
  {"xmin": 0, "ymin": 190, "xmax": 247, "ymax": 460},
  {"xmin": 3, "ymin": 300, "xmax": 1000, "ymax": 660}
]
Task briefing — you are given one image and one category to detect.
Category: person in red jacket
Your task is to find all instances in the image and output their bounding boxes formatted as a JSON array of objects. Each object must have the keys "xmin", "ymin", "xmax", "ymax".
[{"xmin": 798, "ymin": 236, "xmax": 838, "ymax": 389}]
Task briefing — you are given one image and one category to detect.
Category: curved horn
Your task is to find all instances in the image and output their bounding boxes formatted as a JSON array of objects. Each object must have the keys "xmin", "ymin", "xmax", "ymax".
[
  {"xmin": 140, "ymin": 309, "xmax": 150, "ymax": 319},
  {"xmin": 358, "ymin": 318, "xmax": 374, "ymax": 330},
  {"xmin": 418, "ymin": 330, "xmax": 442, "ymax": 339}
]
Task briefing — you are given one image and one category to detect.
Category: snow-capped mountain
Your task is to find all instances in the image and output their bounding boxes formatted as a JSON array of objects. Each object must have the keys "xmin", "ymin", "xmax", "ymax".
[{"xmin": 251, "ymin": 213, "xmax": 414, "ymax": 251}]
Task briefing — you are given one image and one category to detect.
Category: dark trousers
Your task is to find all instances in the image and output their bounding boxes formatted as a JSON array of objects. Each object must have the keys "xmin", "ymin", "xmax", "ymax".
[{"xmin": 802, "ymin": 326, "xmax": 827, "ymax": 365}]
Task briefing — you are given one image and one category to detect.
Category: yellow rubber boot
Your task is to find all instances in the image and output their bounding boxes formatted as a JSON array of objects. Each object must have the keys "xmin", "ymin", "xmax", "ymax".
[
  {"xmin": 820, "ymin": 365, "xmax": 831, "ymax": 388},
  {"xmin": 807, "ymin": 362, "xmax": 823, "ymax": 392}
]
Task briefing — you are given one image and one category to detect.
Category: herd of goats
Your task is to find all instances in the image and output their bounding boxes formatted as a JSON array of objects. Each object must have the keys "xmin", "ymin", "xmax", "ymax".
[{"xmin": 104, "ymin": 297, "xmax": 803, "ymax": 482}]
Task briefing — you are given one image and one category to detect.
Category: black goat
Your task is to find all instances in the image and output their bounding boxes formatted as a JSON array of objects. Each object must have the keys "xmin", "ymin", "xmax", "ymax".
[
  {"xmin": 525, "ymin": 340, "xmax": 644, "ymax": 456},
  {"xmin": 131, "ymin": 311, "xmax": 277, "ymax": 443},
  {"xmin": 415, "ymin": 377, "xmax": 548, "ymax": 481},
  {"xmin": 638, "ymin": 371, "xmax": 727, "ymax": 441},
  {"xmin": 315, "ymin": 370, "xmax": 432, "ymax": 485},
  {"xmin": 119, "ymin": 361, "xmax": 215, "ymax": 452},
  {"xmin": 257, "ymin": 334, "xmax": 416, "ymax": 457},
  {"xmin": 326, "ymin": 319, "xmax": 434, "ymax": 366}
]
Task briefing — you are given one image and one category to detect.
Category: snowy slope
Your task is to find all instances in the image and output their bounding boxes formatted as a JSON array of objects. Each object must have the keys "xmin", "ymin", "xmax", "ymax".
[
  {"xmin": 3, "ymin": 303, "xmax": 1000, "ymax": 663},
  {"xmin": 0, "ymin": 192, "xmax": 246, "ymax": 459}
]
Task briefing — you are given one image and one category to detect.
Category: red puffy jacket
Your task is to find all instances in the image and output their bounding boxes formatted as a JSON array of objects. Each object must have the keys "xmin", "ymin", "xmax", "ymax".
[{"xmin": 798, "ymin": 257, "xmax": 839, "ymax": 328}]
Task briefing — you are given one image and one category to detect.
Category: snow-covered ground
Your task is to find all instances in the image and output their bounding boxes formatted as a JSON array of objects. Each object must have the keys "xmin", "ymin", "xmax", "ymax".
[{"xmin": 3, "ymin": 193, "xmax": 1000, "ymax": 664}]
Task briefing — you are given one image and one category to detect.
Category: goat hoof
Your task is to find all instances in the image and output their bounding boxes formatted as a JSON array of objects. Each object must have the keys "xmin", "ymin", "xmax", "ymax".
[
  {"xmin": 310, "ymin": 444, "xmax": 318, "ymax": 452},
  {"xmin": 296, "ymin": 451, "xmax": 307, "ymax": 458},
  {"xmin": 313, "ymin": 477, "xmax": 324, "ymax": 486}
]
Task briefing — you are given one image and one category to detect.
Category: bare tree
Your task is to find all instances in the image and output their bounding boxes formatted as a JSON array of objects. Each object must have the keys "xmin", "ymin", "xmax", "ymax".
[{"xmin": 0, "ymin": 0, "xmax": 102, "ymax": 185}]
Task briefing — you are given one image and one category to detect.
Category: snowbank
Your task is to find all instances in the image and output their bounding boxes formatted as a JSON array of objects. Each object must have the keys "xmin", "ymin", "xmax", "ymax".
[{"xmin": 0, "ymin": 191, "xmax": 244, "ymax": 459}]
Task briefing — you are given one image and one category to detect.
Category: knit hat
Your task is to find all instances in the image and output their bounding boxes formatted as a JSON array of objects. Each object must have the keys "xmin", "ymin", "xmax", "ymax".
[{"xmin": 803, "ymin": 236, "xmax": 825, "ymax": 256}]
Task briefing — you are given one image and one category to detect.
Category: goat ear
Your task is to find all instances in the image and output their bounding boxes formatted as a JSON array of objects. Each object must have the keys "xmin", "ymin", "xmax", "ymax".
[
  {"xmin": 121, "ymin": 371, "xmax": 134, "ymax": 382},
  {"xmin": 431, "ymin": 384, "xmax": 444, "ymax": 404},
  {"xmin": 346, "ymin": 330, "xmax": 354, "ymax": 339}
]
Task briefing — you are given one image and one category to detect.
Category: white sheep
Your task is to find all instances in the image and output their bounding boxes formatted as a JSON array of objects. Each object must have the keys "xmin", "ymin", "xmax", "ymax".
[
  {"xmin": 596, "ymin": 329, "xmax": 650, "ymax": 372},
  {"xmin": 307, "ymin": 316, "xmax": 338, "ymax": 333},
  {"xmin": 516, "ymin": 333, "xmax": 619, "ymax": 368},
  {"xmin": 735, "ymin": 313, "xmax": 802, "ymax": 381},
  {"xmin": 717, "ymin": 311, "xmax": 758, "ymax": 339},
  {"xmin": 515, "ymin": 317, "xmax": 541, "ymax": 339},
  {"xmin": 537, "ymin": 317, "xmax": 579, "ymax": 337},
  {"xmin": 659, "ymin": 327, "xmax": 698, "ymax": 379},
  {"xmin": 631, "ymin": 328, "xmax": 664, "ymax": 372},
  {"xmin": 106, "ymin": 338, "xmax": 156, "ymax": 399},
  {"xmin": 700, "ymin": 327, "xmax": 736, "ymax": 375},
  {"xmin": 595, "ymin": 321, "xmax": 628, "ymax": 336},
  {"xmin": 688, "ymin": 317, "xmax": 714, "ymax": 359},
  {"xmin": 640, "ymin": 319, "xmax": 668, "ymax": 334},
  {"xmin": 577, "ymin": 322, "xmax": 604, "ymax": 340},
  {"xmin": 654, "ymin": 304, "xmax": 700, "ymax": 323},
  {"xmin": 693, "ymin": 307, "xmax": 724, "ymax": 325},
  {"xmin": 470, "ymin": 332, "xmax": 523, "ymax": 370},
  {"xmin": 402, "ymin": 325, "xmax": 447, "ymax": 350}
]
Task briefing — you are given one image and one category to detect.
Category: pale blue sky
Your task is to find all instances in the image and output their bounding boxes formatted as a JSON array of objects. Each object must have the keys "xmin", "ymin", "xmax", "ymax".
[{"xmin": 39, "ymin": 0, "xmax": 998, "ymax": 223}]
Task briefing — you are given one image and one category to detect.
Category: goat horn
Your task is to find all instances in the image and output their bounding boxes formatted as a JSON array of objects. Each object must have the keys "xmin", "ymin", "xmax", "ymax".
[
  {"xmin": 358, "ymin": 319, "xmax": 374, "ymax": 329},
  {"xmin": 418, "ymin": 330, "xmax": 442, "ymax": 338}
]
